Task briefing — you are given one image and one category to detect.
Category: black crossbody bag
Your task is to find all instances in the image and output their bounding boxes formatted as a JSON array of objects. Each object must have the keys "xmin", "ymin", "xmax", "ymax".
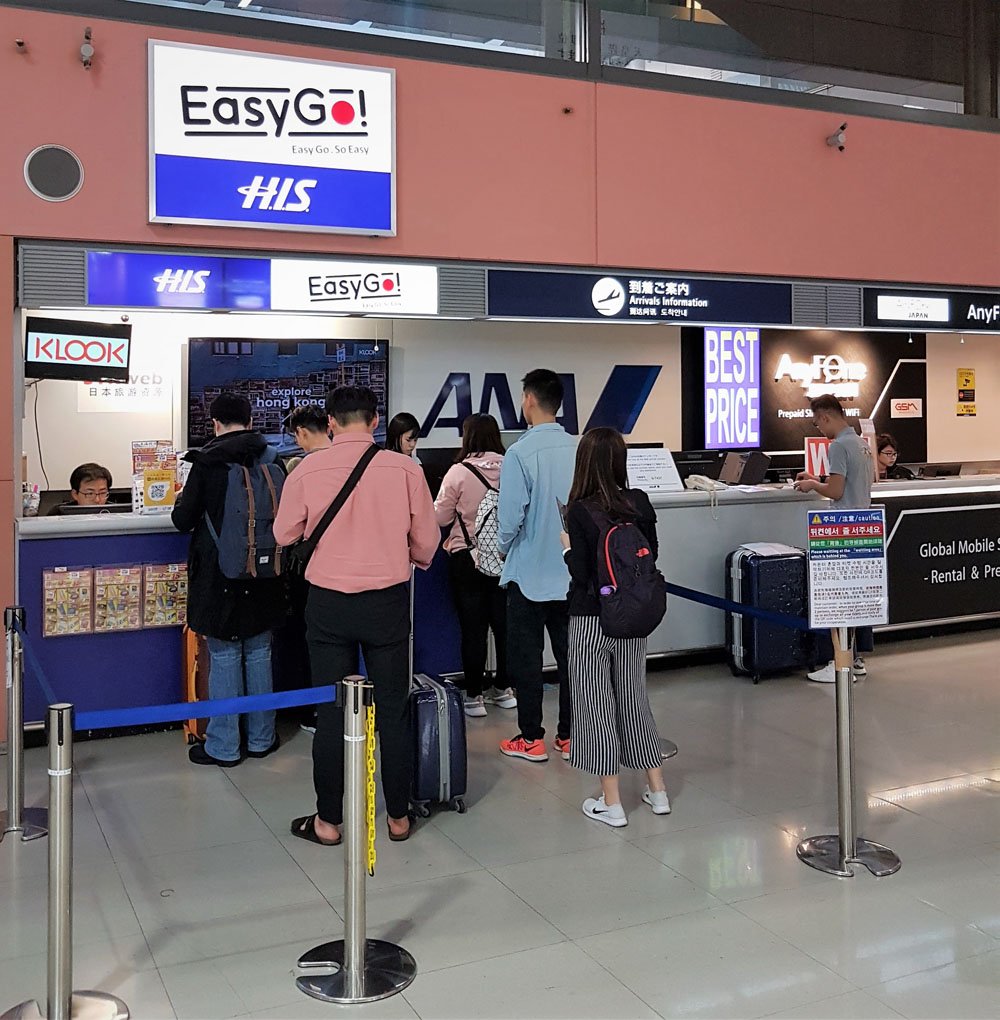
[{"xmin": 286, "ymin": 444, "xmax": 380, "ymax": 575}]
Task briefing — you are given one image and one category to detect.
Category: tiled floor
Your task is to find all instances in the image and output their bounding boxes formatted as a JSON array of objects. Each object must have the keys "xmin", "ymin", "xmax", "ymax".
[{"xmin": 1, "ymin": 630, "xmax": 998, "ymax": 1019}]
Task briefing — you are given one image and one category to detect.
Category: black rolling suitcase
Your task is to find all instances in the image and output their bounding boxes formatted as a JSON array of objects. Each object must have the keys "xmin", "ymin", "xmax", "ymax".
[
  {"xmin": 726, "ymin": 543, "xmax": 809, "ymax": 683},
  {"xmin": 410, "ymin": 673, "xmax": 468, "ymax": 816}
]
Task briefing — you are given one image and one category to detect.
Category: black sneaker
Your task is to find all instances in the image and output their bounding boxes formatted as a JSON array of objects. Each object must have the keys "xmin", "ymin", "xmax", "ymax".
[
  {"xmin": 246, "ymin": 734, "xmax": 281, "ymax": 759},
  {"xmin": 188, "ymin": 743, "xmax": 242, "ymax": 768}
]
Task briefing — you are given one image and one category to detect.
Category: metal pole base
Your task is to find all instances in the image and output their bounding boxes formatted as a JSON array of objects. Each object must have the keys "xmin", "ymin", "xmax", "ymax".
[
  {"xmin": 660, "ymin": 738, "xmax": 678, "ymax": 760},
  {"xmin": 0, "ymin": 807, "xmax": 48, "ymax": 844},
  {"xmin": 1, "ymin": 991, "xmax": 129, "ymax": 1019},
  {"xmin": 796, "ymin": 834, "xmax": 902, "ymax": 878},
  {"xmin": 296, "ymin": 939, "xmax": 417, "ymax": 1005}
]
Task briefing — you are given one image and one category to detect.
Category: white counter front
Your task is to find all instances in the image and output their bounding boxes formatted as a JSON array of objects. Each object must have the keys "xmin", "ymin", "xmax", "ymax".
[{"xmin": 18, "ymin": 513, "xmax": 178, "ymax": 540}]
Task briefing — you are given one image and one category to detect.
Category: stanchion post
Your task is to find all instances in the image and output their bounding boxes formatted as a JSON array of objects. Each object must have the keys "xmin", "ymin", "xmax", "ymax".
[
  {"xmin": 796, "ymin": 628, "xmax": 901, "ymax": 879},
  {"xmin": 3, "ymin": 705, "xmax": 129, "ymax": 1019},
  {"xmin": 296, "ymin": 677, "xmax": 417, "ymax": 1004},
  {"xmin": 1, "ymin": 606, "xmax": 47, "ymax": 844}
]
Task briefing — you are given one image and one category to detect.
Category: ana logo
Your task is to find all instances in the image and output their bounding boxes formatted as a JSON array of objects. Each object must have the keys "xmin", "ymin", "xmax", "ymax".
[
  {"xmin": 153, "ymin": 269, "xmax": 211, "ymax": 294},
  {"xmin": 774, "ymin": 352, "xmax": 867, "ymax": 399},
  {"xmin": 591, "ymin": 277, "xmax": 626, "ymax": 316},
  {"xmin": 181, "ymin": 85, "xmax": 370, "ymax": 140},
  {"xmin": 307, "ymin": 271, "xmax": 401, "ymax": 303},
  {"xmin": 238, "ymin": 176, "xmax": 317, "ymax": 213}
]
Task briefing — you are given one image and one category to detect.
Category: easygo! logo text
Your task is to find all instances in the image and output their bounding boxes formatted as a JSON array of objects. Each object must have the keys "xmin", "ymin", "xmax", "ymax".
[
  {"xmin": 307, "ymin": 271, "xmax": 402, "ymax": 304},
  {"xmin": 180, "ymin": 85, "xmax": 370, "ymax": 140}
]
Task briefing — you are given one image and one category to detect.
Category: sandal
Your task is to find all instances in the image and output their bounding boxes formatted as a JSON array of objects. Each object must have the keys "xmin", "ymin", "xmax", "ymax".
[
  {"xmin": 290, "ymin": 814, "xmax": 342, "ymax": 846},
  {"xmin": 387, "ymin": 813, "xmax": 415, "ymax": 842}
]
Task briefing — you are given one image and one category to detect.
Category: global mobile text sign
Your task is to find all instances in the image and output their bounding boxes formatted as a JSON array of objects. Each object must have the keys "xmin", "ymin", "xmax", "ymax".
[{"xmin": 148, "ymin": 41, "xmax": 395, "ymax": 235}]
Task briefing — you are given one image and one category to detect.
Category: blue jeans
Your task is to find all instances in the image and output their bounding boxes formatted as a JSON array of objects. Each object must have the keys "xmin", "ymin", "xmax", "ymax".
[{"xmin": 205, "ymin": 632, "xmax": 275, "ymax": 762}]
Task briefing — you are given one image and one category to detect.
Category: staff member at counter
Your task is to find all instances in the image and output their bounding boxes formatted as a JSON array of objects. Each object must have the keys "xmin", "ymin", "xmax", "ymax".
[
  {"xmin": 877, "ymin": 434, "xmax": 915, "ymax": 481},
  {"xmin": 47, "ymin": 463, "xmax": 114, "ymax": 515}
]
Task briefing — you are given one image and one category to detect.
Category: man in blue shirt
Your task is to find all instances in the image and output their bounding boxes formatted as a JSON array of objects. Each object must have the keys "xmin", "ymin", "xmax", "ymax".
[{"xmin": 497, "ymin": 369, "xmax": 577, "ymax": 763}]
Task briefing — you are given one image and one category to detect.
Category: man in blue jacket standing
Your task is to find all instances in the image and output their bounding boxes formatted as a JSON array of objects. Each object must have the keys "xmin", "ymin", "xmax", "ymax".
[{"xmin": 497, "ymin": 369, "xmax": 577, "ymax": 763}]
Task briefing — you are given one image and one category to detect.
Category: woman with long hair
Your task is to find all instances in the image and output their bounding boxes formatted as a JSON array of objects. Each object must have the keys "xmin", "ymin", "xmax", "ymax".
[
  {"xmin": 434, "ymin": 414, "xmax": 516, "ymax": 716},
  {"xmin": 386, "ymin": 412, "xmax": 421, "ymax": 458},
  {"xmin": 560, "ymin": 427, "xmax": 669, "ymax": 827}
]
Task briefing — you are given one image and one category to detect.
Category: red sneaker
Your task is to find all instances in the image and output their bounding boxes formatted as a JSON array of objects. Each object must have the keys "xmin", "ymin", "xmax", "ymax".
[
  {"xmin": 500, "ymin": 735, "xmax": 549, "ymax": 762},
  {"xmin": 554, "ymin": 737, "xmax": 571, "ymax": 761}
]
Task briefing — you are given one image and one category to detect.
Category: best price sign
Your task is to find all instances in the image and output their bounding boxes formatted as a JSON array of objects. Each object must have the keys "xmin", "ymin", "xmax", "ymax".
[{"xmin": 704, "ymin": 327, "xmax": 760, "ymax": 449}]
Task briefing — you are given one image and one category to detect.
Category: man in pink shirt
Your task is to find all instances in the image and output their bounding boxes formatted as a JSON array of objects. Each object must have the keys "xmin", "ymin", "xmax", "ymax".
[{"xmin": 275, "ymin": 386, "xmax": 439, "ymax": 845}]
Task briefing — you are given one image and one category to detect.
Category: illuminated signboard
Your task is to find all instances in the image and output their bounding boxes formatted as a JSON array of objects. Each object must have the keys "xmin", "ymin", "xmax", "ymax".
[{"xmin": 704, "ymin": 327, "xmax": 760, "ymax": 449}]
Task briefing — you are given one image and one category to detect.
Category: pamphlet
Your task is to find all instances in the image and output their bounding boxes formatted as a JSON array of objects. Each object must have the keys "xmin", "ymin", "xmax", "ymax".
[
  {"xmin": 93, "ymin": 566, "xmax": 143, "ymax": 633},
  {"xmin": 143, "ymin": 563, "xmax": 188, "ymax": 628},
  {"xmin": 42, "ymin": 567, "xmax": 94, "ymax": 638}
]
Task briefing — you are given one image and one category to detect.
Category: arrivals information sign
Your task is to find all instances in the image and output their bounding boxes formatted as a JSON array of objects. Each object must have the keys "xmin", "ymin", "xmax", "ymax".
[
  {"xmin": 807, "ymin": 508, "xmax": 888, "ymax": 629},
  {"xmin": 148, "ymin": 41, "xmax": 395, "ymax": 235}
]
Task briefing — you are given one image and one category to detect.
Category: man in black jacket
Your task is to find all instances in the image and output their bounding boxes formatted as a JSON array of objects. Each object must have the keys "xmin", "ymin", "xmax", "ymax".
[{"xmin": 172, "ymin": 394, "xmax": 287, "ymax": 767}]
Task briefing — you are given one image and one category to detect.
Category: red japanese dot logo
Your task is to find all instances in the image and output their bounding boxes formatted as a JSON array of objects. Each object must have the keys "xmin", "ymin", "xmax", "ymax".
[{"xmin": 331, "ymin": 101, "xmax": 355, "ymax": 125}]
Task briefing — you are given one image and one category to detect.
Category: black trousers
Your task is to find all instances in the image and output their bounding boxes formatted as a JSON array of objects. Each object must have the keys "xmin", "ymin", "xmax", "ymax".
[
  {"xmin": 506, "ymin": 582, "xmax": 571, "ymax": 742},
  {"xmin": 306, "ymin": 583, "xmax": 411, "ymax": 825},
  {"xmin": 447, "ymin": 550, "xmax": 508, "ymax": 697}
]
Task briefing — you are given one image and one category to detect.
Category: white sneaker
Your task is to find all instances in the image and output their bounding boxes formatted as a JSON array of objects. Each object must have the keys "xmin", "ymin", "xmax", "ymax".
[
  {"xmin": 581, "ymin": 796, "xmax": 627, "ymax": 828},
  {"xmin": 853, "ymin": 657, "xmax": 868, "ymax": 677},
  {"xmin": 642, "ymin": 787, "xmax": 671, "ymax": 815},
  {"xmin": 485, "ymin": 687, "xmax": 517, "ymax": 709},
  {"xmin": 806, "ymin": 662, "xmax": 858, "ymax": 684},
  {"xmin": 463, "ymin": 695, "xmax": 487, "ymax": 718},
  {"xmin": 806, "ymin": 662, "xmax": 836, "ymax": 683}
]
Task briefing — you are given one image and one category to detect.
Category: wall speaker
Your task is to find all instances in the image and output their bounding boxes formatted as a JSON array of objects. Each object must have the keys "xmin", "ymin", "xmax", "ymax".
[{"xmin": 23, "ymin": 145, "xmax": 84, "ymax": 202}]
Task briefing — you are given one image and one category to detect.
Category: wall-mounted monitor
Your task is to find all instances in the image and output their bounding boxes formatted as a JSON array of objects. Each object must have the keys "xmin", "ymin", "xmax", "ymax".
[
  {"xmin": 186, "ymin": 338, "xmax": 389, "ymax": 452},
  {"xmin": 24, "ymin": 316, "xmax": 132, "ymax": 384}
]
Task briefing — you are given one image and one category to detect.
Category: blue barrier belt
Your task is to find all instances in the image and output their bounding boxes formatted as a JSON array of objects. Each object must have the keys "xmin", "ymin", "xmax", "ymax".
[
  {"xmin": 665, "ymin": 582, "xmax": 814, "ymax": 633},
  {"xmin": 11, "ymin": 617, "xmax": 59, "ymax": 706},
  {"xmin": 75, "ymin": 685, "xmax": 337, "ymax": 732}
]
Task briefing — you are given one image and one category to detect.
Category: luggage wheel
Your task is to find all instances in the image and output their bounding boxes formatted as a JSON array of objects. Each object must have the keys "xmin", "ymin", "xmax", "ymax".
[
  {"xmin": 413, "ymin": 802, "xmax": 432, "ymax": 819},
  {"xmin": 449, "ymin": 797, "xmax": 467, "ymax": 814}
]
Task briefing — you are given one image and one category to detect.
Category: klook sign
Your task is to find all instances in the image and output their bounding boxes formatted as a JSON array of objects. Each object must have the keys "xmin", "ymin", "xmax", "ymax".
[
  {"xmin": 24, "ymin": 317, "xmax": 132, "ymax": 383},
  {"xmin": 148, "ymin": 41, "xmax": 395, "ymax": 234}
]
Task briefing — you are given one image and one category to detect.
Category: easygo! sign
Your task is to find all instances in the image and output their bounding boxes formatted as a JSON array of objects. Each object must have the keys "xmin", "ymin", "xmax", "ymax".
[
  {"xmin": 148, "ymin": 41, "xmax": 395, "ymax": 235},
  {"xmin": 25, "ymin": 317, "xmax": 132, "ymax": 383},
  {"xmin": 270, "ymin": 259, "xmax": 438, "ymax": 314}
]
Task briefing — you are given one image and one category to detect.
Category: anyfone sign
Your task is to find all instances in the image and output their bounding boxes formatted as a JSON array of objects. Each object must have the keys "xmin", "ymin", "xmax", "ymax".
[{"xmin": 148, "ymin": 41, "xmax": 395, "ymax": 235}]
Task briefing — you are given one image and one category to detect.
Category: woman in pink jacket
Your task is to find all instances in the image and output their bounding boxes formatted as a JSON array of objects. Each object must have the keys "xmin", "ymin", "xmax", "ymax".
[{"xmin": 434, "ymin": 414, "xmax": 516, "ymax": 717}]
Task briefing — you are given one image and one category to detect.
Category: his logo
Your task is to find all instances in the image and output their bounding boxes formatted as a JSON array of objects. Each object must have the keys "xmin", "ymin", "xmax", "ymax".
[
  {"xmin": 153, "ymin": 269, "xmax": 211, "ymax": 294},
  {"xmin": 237, "ymin": 176, "xmax": 317, "ymax": 212},
  {"xmin": 591, "ymin": 277, "xmax": 626, "ymax": 317}
]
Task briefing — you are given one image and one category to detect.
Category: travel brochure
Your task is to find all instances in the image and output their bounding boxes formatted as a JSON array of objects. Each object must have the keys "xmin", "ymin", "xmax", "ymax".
[{"xmin": 41, "ymin": 563, "xmax": 187, "ymax": 636}]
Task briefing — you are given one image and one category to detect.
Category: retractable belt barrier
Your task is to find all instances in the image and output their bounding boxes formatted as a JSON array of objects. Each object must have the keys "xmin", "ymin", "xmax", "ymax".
[{"xmin": 663, "ymin": 582, "xmax": 815, "ymax": 632}]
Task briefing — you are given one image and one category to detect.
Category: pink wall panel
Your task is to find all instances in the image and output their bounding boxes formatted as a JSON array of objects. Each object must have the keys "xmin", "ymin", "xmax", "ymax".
[
  {"xmin": 595, "ymin": 84, "xmax": 1000, "ymax": 287},
  {"xmin": 0, "ymin": 9, "xmax": 596, "ymax": 265}
]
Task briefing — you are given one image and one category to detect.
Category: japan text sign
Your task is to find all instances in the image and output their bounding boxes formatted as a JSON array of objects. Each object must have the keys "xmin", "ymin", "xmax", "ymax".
[
  {"xmin": 149, "ymin": 41, "xmax": 395, "ymax": 235},
  {"xmin": 807, "ymin": 508, "xmax": 888, "ymax": 629}
]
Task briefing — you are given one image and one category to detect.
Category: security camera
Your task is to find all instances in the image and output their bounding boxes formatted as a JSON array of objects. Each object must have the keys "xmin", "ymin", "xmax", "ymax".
[{"xmin": 826, "ymin": 122, "xmax": 847, "ymax": 152}]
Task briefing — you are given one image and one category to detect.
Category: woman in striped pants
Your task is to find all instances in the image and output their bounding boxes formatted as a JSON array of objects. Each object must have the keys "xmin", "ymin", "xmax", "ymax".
[{"xmin": 559, "ymin": 428, "xmax": 670, "ymax": 827}]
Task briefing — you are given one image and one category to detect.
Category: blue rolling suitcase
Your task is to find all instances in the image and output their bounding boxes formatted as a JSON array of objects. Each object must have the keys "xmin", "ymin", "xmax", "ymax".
[
  {"xmin": 725, "ymin": 544, "xmax": 809, "ymax": 683},
  {"xmin": 410, "ymin": 673, "xmax": 468, "ymax": 815}
]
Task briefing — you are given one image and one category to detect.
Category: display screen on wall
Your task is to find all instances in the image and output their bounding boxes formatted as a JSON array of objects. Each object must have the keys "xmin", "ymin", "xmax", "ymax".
[
  {"xmin": 186, "ymin": 339, "xmax": 388, "ymax": 450},
  {"xmin": 148, "ymin": 41, "xmax": 395, "ymax": 235},
  {"xmin": 682, "ymin": 329, "xmax": 927, "ymax": 463},
  {"xmin": 24, "ymin": 316, "xmax": 132, "ymax": 384},
  {"xmin": 703, "ymin": 327, "xmax": 760, "ymax": 449}
]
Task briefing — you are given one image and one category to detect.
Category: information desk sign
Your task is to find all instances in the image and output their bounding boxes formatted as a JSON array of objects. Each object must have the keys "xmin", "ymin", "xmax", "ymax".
[
  {"xmin": 627, "ymin": 448, "xmax": 684, "ymax": 493},
  {"xmin": 807, "ymin": 508, "xmax": 888, "ymax": 629}
]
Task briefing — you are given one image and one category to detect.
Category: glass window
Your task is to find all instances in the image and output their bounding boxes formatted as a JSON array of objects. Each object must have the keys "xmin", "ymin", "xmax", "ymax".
[{"xmin": 124, "ymin": 0, "xmax": 585, "ymax": 61}]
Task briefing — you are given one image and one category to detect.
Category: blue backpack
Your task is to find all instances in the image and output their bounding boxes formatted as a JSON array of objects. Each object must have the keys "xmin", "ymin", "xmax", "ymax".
[{"xmin": 206, "ymin": 447, "xmax": 286, "ymax": 580}]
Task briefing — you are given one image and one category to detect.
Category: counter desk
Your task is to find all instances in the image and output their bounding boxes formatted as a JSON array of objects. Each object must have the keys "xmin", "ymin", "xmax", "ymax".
[{"xmin": 15, "ymin": 478, "xmax": 1000, "ymax": 724}]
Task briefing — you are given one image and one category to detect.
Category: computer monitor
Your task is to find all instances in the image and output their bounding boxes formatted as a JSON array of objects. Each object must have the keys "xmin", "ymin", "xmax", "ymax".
[
  {"xmin": 416, "ymin": 447, "xmax": 460, "ymax": 499},
  {"xmin": 56, "ymin": 503, "xmax": 133, "ymax": 516},
  {"xmin": 499, "ymin": 430, "xmax": 523, "ymax": 451},
  {"xmin": 919, "ymin": 463, "xmax": 962, "ymax": 478},
  {"xmin": 718, "ymin": 452, "xmax": 744, "ymax": 485},
  {"xmin": 717, "ymin": 451, "xmax": 772, "ymax": 486},
  {"xmin": 672, "ymin": 449, "xmax": 725, "ymax": 481}
]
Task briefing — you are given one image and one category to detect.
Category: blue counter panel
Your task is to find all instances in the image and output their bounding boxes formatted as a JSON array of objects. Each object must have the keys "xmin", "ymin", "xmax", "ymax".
[{"xmin": 18, "ymin": 531, "xmax": 190, "ymax": 722}]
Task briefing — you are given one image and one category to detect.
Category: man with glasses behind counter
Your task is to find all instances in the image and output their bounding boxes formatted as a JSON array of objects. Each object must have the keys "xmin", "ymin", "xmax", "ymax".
[{"xmin": 49, "ymin": 463, "xmax": 122, "ymax": 515}]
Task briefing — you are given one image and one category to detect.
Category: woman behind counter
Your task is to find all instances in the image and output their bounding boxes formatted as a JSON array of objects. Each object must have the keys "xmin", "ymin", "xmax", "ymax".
[{"xmin": 877, "ymin": 434, "xmax": 915, "ymax": 481}]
